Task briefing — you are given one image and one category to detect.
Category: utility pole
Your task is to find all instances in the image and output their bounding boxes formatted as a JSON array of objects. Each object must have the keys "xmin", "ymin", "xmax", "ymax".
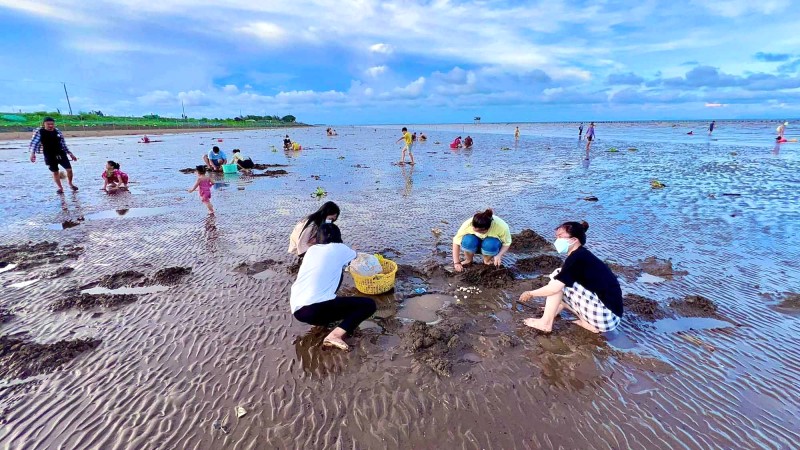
[{"xmin": 62, "ymin": 82, "xmax": 73, "ymax": 115}]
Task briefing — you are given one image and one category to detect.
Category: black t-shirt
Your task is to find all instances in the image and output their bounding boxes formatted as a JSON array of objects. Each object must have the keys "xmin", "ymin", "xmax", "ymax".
[
  {"xmin": 555, "ymin": 246, "xmax": 623, "ymax": 317},
  {"xmin": 40, "ymin": 128, "xmax": 65, "ymax": 160},
  {"xmin": 284, "ymin": 138, "xmax": 291, "ymax": 147}
]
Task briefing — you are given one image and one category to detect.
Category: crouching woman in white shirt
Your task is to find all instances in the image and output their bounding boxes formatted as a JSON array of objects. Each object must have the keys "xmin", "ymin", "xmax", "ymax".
[{"xmin": 290, "ymin": 223, "xmax": 377, "ymax": 351}]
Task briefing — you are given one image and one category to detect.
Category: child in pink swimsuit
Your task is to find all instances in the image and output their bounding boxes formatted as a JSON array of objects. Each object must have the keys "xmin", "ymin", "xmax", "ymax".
[
  {"xmin": 188, "ymin": 165, "xmax": 215, "ymax": 214},
  {"xmin": 102, "ymin": 160, "xmax": 129, "ymax": 191}
]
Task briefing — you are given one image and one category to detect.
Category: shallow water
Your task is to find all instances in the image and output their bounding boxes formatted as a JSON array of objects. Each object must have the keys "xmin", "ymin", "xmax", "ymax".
[
  {"xmin": 1, "ymin": 124, "xmax": 799, "ymax": 448},
  {"xmin": 396, "ymin": 294, "xmax": 452, "ymax": 323}
]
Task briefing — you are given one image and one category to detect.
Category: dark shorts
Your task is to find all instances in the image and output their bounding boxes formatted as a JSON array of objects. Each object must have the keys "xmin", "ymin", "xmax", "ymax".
[
  {"xmin": 238, "ymin": 159, "xmax": 254, "ymax": 169},
  {"xmin": 45, "ymin": 154, "xmax": 72, "ymax": 173},
  {"xmin": 587, "ymin": 136, "xmax": 593, "ymax": 142}
]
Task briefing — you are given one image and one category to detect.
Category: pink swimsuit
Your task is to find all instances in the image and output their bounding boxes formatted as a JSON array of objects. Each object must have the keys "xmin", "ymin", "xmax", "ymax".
[
  {"xmin": 102, "ymin": 169, "xmax": 129, "ymax": 184},
  {"xmin": 198, "ymin": 178, "xmax": 212, "ymax": 202}
]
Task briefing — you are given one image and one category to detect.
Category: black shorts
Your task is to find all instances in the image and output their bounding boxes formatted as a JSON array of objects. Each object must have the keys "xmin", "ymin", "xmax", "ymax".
[
  {"xmin": 587, "ymin": 136, "xmax": 593, "ymax": 142},
  {"xmin": 238, "ymin": 159, "xmax": 254, "ymax": 169},
  {"xmin": 45, "ymin": 154, "xmax": 72, "ymax": 173}
]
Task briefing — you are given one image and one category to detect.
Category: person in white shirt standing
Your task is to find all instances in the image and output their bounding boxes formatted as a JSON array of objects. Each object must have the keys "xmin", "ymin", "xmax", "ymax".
[{"xmin": 290, "ymin": 223, "xmax": 376, "ymax": 351}]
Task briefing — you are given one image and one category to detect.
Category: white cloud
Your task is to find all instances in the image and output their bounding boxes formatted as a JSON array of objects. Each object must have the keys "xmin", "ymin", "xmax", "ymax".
[
  {"xmin": 237, "ymin": 21, "xmax": 286, "ymax": 43},
  {"xmin": 178, "ymin": 90, "xmax": 209, "ymax": 106},
  {"xmin": 222, "ymin": 84, "xmax": 239, "ymax": 94},
  {"xmin": 365, "ymin": 65, "xmax": 387, "ymax": 77},
  {"xmin": 694, "ymin": 0, "xmax": 786, "ymax": 18},
  {"xmin": 137, "ymin": 90, "xmax": 174, "ymax": 105},
  {"xmin": 369, "ymin": 43, "xmax": 393, "ymax": 54}
]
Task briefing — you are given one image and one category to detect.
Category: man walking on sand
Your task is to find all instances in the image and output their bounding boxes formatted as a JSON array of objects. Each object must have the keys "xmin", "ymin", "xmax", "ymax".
[
  {"xmin": 29, "ymin": 117, "xmax": 79, "ymax": 194},
  {"xmin": 395, "ymin": 127, "xmax": 415, "ymax": 165}
]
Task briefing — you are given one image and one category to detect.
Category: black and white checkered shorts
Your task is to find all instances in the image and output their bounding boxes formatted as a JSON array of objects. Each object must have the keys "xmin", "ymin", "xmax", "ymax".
[{"xmin": 550, "ymin": 269, "xmax": 620, "ymax": 332}]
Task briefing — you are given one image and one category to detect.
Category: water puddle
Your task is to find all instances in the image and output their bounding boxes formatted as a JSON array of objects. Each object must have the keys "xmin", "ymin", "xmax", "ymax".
[
  {"xmin": 653, "ymin": 317, "xmax": 733, "ymax": 333},
  {"xmin": 637, "ymin": 273, "xmax": 666, "ymax": 284},
  {"xmin": 0, "ymin": 263, "xmax": 18, "ymax": 274},
  {"xmin": 49, "ymin": 207, "xmax": 172, "ymax": 229},
  {"xmin": 397, "ymin": 294, "xmax": 453, "ymax": 324},
  {"xmin": 81, "ymin": 285, "xmax": 169, "ymax": 295},
  {"xmin": 9, "ymin": 279, "xmax": 39, "ymax": 289}
]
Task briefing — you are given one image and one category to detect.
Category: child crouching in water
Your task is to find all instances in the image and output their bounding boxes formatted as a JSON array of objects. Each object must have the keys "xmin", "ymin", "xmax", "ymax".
[
  {"xmin": 188, "ymin": 165, "xmax": 215, "ymax": 214},
  {"xmin": 102, "ymin": 160, "xmax": 129, "ymax": 191}
]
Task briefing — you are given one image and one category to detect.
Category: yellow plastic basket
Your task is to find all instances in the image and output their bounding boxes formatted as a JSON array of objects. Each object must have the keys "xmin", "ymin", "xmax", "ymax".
[{"xmin": 350, "ymin": 255, "xmax": 398, "ymax": 295}]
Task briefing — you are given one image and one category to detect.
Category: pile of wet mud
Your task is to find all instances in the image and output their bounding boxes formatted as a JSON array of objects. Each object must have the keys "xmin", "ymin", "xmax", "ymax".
[
  {"xmin": 250, "ymin": 169, "xmax": 288, "ymax": 177},
  {"xmin": 669, "ymin": 295, "xmax": 719, "ymax": 318},
  {"xmin": 777, "ymin": 293, "xmax": 800, "ymax": 311},
  {"xmin": 510, "ymin": 229, "xmax": 551, "ymax": 253},
  {"xmin": 606, "ymin": 256, "xmax": 689, "ymax": 282},
  {"xmin": 514, "ymin": 254, "xmax": 562, "ymax": 274},
  {"xmin": 234, "ymin": 259, "xmax": 280, "ymax": 275},
  {"xmin": 82, "ymin": 266, "xmax": 191, "ymax": 289},
  {"xmin": 0, "ymin": 308, "xmax": 13, "ymax": 324},
  {"xmin": 457, "ymin": 265, "xmax": 515, "ymax": 288},
  {"xmin": 0, "ymin": 242, "xmax": 83, "ymax": 271},
  {"xmin": 251, "ymin": 163, "xmax": 288, "ymax": 170},
  {"xmin": 401, "ymin": 316, "xmax": 469, "ymax": 377},
  {"xmin": 0, "ymin": 336, "xmax": 100, "ymax": 380},
  {"xmin": 623, "ymin": 294, "xmax": 669, "ymax": 321},
  {"xmin": 52, "ymin": 293, "xmax": 138, "ymax": 312}
]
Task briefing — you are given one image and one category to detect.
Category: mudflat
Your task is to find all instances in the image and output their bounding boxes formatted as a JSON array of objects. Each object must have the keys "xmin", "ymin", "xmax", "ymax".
[{"xmin": 1, "ymin": 124, "xmax": 798, "ymax": 448}]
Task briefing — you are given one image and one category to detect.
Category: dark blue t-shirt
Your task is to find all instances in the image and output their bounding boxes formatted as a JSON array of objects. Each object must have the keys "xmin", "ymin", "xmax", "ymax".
[{"xmin": 555, "ymin": 246, "xmax": 623, "ymax": 317}]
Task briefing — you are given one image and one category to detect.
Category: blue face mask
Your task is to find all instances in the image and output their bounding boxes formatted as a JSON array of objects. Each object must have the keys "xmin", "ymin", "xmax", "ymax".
[
  {"xmin": 554, "ymin": 238, "xmax": 572, "ymax": 254},
  {"xmin": 325, "ymin": 219, "xmax": 334, "ymax": 224}
]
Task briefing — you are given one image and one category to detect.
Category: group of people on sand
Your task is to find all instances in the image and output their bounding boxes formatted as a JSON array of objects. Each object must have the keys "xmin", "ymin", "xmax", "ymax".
[
  {"xmin": 201, "ymin": 146, "xmax": 254, "ymax": 172},
  {"xmin": 449, "ymin": 135, "xmax": 473, "ymax": 149},
  {"xmin": 283, "ymin": 134, "xmax": 302, "ymax": 151},
  {"xmin": 285, "ymin": 202, "xmax": 623, "ymax": 350}
]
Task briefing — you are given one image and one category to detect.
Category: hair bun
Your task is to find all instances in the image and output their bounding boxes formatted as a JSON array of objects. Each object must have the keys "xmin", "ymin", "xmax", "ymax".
[{"xmin": 581, "ymin": 220, "xmax": 589, "ymax": 231}]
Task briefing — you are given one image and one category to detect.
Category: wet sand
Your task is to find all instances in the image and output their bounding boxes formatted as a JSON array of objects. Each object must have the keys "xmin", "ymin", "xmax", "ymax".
[{"xmin": 1, "ymin": 126, "xmax": 799, "ymax": 448}]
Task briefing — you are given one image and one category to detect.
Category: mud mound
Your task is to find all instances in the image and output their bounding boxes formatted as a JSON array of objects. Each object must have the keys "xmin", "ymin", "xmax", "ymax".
[
  {"xmin": 402, "ymin": 318, "xmax": 468, "ymax": 377},
  {"xmin": 151, "ymin": 266, "xmax": 192, "ymax": 284},
  {"xmin": 251, "ymin": 169, "xmax": 288, "ymax": 177},
  {"xmin": 623, "ymin": 294, "xmax": 667, "ymax": 321},
  {"xmin": 52, "ymin": 294, "xmax": 138, "ymax": 311},
  {"xmin": 251, "ymin": 163, "xmax": 288, "ymax": 170},
  {"xmin": 777, "ymin": 293, "xmax": 800, "ymax": 310},
  {"xmin": 606, "ymin": 261, "xmax": 642, "ymax": 282},
  {"xmin": 514, "ymin": 255, "xmax": 562, "ymax": 274},
  {"xmin": 49, "ymin": 266, "xmax": 75, "ymax": 279},
  {"xmin": 510, "ymin": 229, "xmax": 551, "ymax": 253},
  {"xmin": 0, "ymin": 308, "xmax": 13, "ymax": 324},
  {"xmin": 234, "ymin": 260, "xmax": 279, "ymax": 275},
  {"xmin": 0, "ymin": 241, "xmax": 83, "ymax": 270},
  {"xmin": 178, "ymin": 167, "xmax": 200, "ymax": 174},
  {"xmin": 0, "ymin": 336, "xmax": 101, "ymax": 380},
  {"xmin": 95, "ymin": 270, "xmax": 147, "ymax": 289},
  {"xmin": 640, "ymin": 256, "xmax": 688, "ymax": 278},
  {"xmin": 458, "ymin": 265, "xmax": 515, "ymax": 288},
  {"xmin": 669, "ymin": 295, "xmax": 719, "ymax": 318}
]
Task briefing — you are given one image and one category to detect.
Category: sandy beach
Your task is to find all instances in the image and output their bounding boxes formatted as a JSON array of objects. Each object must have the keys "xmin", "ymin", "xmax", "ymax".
[{"xmin": 1, "ymin": 123, "xmax": 799, "ymax": 448}]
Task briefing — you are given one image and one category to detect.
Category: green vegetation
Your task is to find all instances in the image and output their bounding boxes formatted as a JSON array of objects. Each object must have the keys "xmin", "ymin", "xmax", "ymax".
[{"xmin": 0, "ymin": 111, "xmax": 302, "ymax": 132}]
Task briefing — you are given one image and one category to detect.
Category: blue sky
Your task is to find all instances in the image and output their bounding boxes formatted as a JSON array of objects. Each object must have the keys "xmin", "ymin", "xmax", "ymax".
[{"xmin": 1, "ymin": 0, "xmax": 799, "ymax": 124}]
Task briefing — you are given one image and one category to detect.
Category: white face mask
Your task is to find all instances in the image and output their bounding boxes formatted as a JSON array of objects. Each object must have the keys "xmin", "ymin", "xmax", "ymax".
[
  {"xmin": 325, "ymin": 219, "xmax": 333, "ymax": 224},
  {"xmin": 554, "ymin": 238, "xmax": 573, "ymax": 254}
]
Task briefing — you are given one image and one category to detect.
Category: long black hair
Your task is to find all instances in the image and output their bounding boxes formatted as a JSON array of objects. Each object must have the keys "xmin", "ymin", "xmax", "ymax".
[
  {"xmin": 304, "ymin": 201, "xmax": 340, "ymax": 230},
  {"xmin": 317, "ymin": 223, "xmax": 343, "ymax": 244}
]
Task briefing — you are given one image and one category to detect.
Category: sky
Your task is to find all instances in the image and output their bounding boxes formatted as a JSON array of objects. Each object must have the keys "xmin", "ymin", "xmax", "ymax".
[{"xmin": 1, "ymin": 0, "xmax": 799, "ymax": 124}]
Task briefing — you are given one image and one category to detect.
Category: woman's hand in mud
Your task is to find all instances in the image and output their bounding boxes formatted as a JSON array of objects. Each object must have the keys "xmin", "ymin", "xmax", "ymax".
[
  {"xmin": 454, "ymin": 262, "xmax": 463, "ymax": 272},
  {"xmin": 493, "ymin": 256, "xmax": 503, "ymax": 267},
  {"xmin": 519, "ymin": 291, "xmax": 533, "ymax": 303}
]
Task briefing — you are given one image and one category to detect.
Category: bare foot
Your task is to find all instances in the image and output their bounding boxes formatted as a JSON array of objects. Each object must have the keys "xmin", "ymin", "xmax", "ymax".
[
  {"xmin": 523, "ymin": 318, "xmax": 552, "ymax": 333},
  {"xmin": 322, "ymin": 337, "xmax": 349, "ymax": 351},
  {"xmin": 572, "ymin": 319, "xmax": 600, "ymax": 333}
]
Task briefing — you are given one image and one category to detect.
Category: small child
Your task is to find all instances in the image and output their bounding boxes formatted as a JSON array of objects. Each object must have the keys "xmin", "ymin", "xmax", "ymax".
[
  {"xmin": 395, "ymin": 126, "xmax": 415, "ymax": 165},
  {"xmin": 231, "ymin": 149, "xmax": 254, "ymax": 171},
  {"xmin": 102, "ymin": 160, "xmax": 129, "ymax": 191},
  {"xmin": 188, "ymin": 165, "xmax": 215, "ymax": 214}
]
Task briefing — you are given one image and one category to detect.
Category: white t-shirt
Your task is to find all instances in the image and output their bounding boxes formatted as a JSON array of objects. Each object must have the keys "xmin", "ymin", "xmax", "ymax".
[{"xmin": 290, "ymin": 243, "xmax": 357, "ymax": 313}]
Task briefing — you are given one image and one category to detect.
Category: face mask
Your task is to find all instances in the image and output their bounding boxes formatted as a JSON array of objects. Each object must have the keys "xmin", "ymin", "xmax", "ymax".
[
  {"xmin": 325, "ymin": 219, "xmax": 333, "ymax": 224},
  {"xmin": 554, "ymin": 238, "xmax": 572, "ymax": 254}
]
